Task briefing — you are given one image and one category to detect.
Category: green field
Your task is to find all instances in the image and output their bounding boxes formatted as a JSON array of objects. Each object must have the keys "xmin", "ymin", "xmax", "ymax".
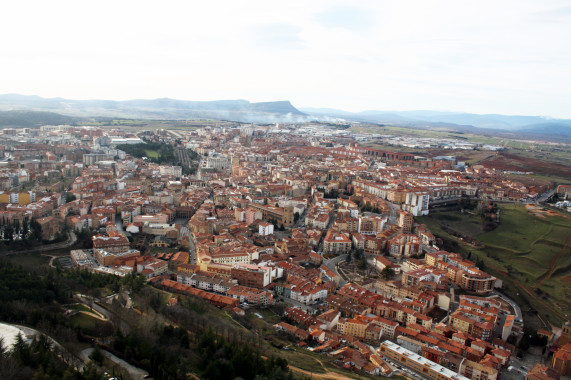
[
  {"xmin": 70, "ymin": 312, "xmax": 114, "ymax": 338},
  {"xmin": 419, "ymin": 204, "xmax": 571, "ymax": 329},
  {"xmin": 144, "ymin": 149, "xmax": 160, "ymax": 158},
  {"xmin": 67, "ymin": 303, "xmax": 93, "ymax": 313}
]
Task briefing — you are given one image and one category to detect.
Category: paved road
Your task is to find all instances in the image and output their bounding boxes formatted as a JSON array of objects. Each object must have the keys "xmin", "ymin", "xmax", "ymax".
[
  {"xmin": 493, "ymin": 290, "xmax": 522, "ymax": 320},
  {"xmin": 75, "ymin": 294, "xmax": 131, "ymax": 333},
  {"xmin": 324, "ymin": 253, "xmax": 348, "ymax": 286},
  {"xmin": 279, "ymin": 297, "xmax": 314, "ymax": 312},
  {"xmin": 2, "ymin": 323, "xmax": 85, "ymax": 371},
  {"xmin": 187, "ymin": 232, "xmax": 197, "ymax": 264},
  {"xmin": 81, "ymin": 348, "xmax": 150, "ymax": 380}
]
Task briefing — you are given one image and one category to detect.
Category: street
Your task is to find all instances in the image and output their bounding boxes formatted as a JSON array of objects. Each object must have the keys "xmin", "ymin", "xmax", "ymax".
[{"xmin": 323, "ymin": 253, "xmax": 348, "ymax": 286}]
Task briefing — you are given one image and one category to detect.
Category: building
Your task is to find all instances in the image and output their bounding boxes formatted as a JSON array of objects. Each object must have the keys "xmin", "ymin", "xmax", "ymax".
[
  {"xmin": 552, "ymin": 343, "xmax": 571, "ymax": 376},
  {"xmin": 525, "ymin": 363, "xmax": 559, "ymax": 380},
  {"xmin": 162, "ymin": 279, "xmax": 239, "ymax": 309},
  {"xmin": 379, "ymin": 341, "xmax": 469, "ymax": 380},
  {"xmin": 323, "ymin": 230, "xmax": 352, "ymax": 254},
  {"xmin": 92, "ymin": 233, "xmax": 135, "ymax": 266},
  {"xmin": 358, "ymin": 215, "xmax": 386, "ymax": 235},
  {"xmin": 36, "ymin": 216, "xmax": 61, "ymax": 241},
  {"xmin": 202, "ymin": 154, "xmax": 231, "ymax": 170},
  {"xmin": 559, "ymin": 321, "xmax": 571, "ymax": 346},
  {"xmin": 83, "ymin": 153, "xmax": 114, "ymax": 166},
  {"xmin": 403, "ymin": 192, "xmax": 430, "ymax": 216},
  {"xmin": 258, "ymin": 221, "xmax": 274, "ymax": 236},
  {"xmin": 231, "ymin": 263, "xmax": 273, "ymax": 288},
  {"xmin": 226, "ymin": 285, "xmax": 274, "ymax": 305},
  {"xmin": 459, "ymin": 269, "xmax": 496, "ymax": 295},
  {"xmin": 337, "ymin": 317, "xmax": 368, "ymax": 339},
  {"xmin": 373, "ymin": 256, "xmax": 401, "ymax": 274},
  {"xmin": 398, "ymin": 211, "xmax": 413, "ymax": 233},
  {"xmin": 248, "ymin": 203, "xmax": 294, "ymax": 227},
  {"xmin": 92, "ymin": 234, "xmax": 130, "ymax": 254}
]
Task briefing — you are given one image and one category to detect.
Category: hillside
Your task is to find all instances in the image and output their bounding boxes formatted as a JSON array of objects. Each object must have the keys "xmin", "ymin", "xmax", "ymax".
[
  {"xmin": 0, "ymin": 110, "xmax": 78, "ymax": 127},
  {"xmin": 0, "ymin": 94, "xmax": 306, "ymax": 123}
]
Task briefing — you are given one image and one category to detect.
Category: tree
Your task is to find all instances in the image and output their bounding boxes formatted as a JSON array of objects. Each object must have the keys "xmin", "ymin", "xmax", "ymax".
[
  {"xmin": 64, "ymin": 192, "xmax": 76, "ymax": 203},
  {"xmin": 30, "ymin": 218, "xmax": 42, "ymax": 241},
  {"xmin": 4, "ymin": 226, "xmax": 13, "ymax": 242},
  {"xmin": 21, "ymin": 218, "xmax": 29, "ymax": 236},
  {"xmin": 381, "ymin": 266, "xmax": 396, "ymax": 280},
  {"xmin": 294, "ymin": 212, "xmax": 300, "ymax": 222},
  {"xmin": 358, "ymin": 257, "xmax": 367, "ymax": 270},
  {"xmin": 89, "ymin": 346, "xmax": 104, "ymax": 366},
  {"xmin": 346, "ymin": 252, "xmax": 352, "ymax": 263}
]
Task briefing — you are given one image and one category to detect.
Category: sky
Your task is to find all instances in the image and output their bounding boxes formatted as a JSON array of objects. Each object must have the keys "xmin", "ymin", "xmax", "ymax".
[{"xmin": 1, "ymin": 0, "xmax": 571, "ymax": 118}]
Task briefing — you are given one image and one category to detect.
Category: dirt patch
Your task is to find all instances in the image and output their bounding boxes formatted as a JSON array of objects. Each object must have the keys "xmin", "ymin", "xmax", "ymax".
[
  {"xmin": 289, "ymin": 365, "xmax": 356, "ymax": 380},
  {"xmin": 480, "ymin": 152, "xmax": 571, "ymax": 177},
  {"xmin": 525, "ymin": 205, "xmax": 559, "ymax": 218}
]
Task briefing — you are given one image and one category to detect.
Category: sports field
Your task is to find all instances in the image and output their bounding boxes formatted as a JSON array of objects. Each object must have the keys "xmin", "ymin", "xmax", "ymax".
[
  {"xmin": 419, "ymin": 204, "xmax": 571, "ymax": 328},
  {"xmin": 144, "ymin": 149, "xmax": 160, "ymax": 158}
]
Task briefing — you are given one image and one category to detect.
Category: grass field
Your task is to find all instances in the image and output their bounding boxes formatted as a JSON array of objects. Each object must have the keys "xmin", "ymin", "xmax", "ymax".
[
  {"xmin": 419, "ymin": 204, "xmax": 571, "ymax": 329},
  {"xmin": 67, "ymin": 303, "xmax": 93, "ymax": 313},
  {"xmin": 70, "ymin": 313, "xmax": 114, "ymax": 338},
  {"xmin": 144, "ymin": 149, "xmax": 160, "ymax": 158}
]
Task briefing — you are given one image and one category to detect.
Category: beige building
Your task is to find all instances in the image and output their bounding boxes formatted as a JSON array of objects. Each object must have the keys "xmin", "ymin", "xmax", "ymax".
[
  {"xmin": 323, "ymin": 230, "xmax": 352, "ymax": 254},
  {"xmin": 379, "ymin": 341, "xmax": 469, "ymax": 380}
]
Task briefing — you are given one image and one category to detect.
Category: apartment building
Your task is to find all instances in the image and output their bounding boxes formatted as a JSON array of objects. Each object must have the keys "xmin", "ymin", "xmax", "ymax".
[{"xmin": 379, "ymin": 341, "xmax": 470, "ymax": 380}]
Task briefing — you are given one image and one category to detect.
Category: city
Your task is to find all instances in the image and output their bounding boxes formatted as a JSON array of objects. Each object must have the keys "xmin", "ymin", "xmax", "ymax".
[{"xmin": 0, "ymin": 120, "xmax": 569, "ymax": 380}]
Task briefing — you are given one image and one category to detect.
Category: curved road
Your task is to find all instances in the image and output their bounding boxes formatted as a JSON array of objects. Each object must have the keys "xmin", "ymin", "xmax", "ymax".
[
  {"xmin": 81, "ymin": 348, "xmax": 149, "ymax": 380},
  {"xmin": 0, "ymin": 231, "xmax": 77, "ymax": 256},
  {"xmin": 2, "ymin": 322, "xmax": 85, "ymax": 371}
]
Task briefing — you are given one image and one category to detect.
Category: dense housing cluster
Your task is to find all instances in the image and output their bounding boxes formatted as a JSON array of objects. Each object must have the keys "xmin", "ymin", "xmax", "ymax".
[{"xmin": 0, "ymin": 122, "xmax": 564, "ymax": 379}]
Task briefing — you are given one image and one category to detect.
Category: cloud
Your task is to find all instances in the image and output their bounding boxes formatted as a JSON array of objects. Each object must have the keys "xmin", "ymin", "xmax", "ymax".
[
  {"xmin": 250, "ymin": 24, "xmax": 305, "ymax": 50},
  {"xmin": 530, "ymin": 5, "xmax": 571, "ymax": 23},
  {"xmin": 314, "ymin": 5, "xmax": 375, "ymax": 32}
]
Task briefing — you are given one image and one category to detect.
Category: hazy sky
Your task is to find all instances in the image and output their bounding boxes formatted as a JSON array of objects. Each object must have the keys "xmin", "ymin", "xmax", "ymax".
[{"xmin": 2, "ymin": 0, "xmax": 571, "ymax": 117}]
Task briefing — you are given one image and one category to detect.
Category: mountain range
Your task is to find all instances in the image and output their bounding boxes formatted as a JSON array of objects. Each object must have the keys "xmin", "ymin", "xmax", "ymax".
[{"xmin": 0, "ymin": 94, "xmax": 570, "ymax": 140}]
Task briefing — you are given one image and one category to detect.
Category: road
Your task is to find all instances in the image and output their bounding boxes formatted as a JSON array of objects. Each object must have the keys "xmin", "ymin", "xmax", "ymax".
[
  {"xmin": 0, "ymin": 231, "xmax": 77, "ymax": 256},
  {"xmin": 2, "ymin": 322, "xmax": 85, "ymax": 371},
  {"xmin": 81, "ymin": 348, "xmax": 149, "ymax": 380},
  {"xmin": 323, "ymin": 253, "xmax": 348, "ymax": 286},
  {"xmin": 294, "ymin": 207, "xmax": 308, "ymax": 229},
  {"xmin": 75, "ymin": 294, "xmax": 131, "ymax": 333},
  {"xmin": 186, "ymin": 228, "xmax": 197, "ymax": 264},
  {"xmin": 279, "ymin": 296, "xmax": 314, "ymax": 312},
  {"xmin": 493, "ymin": 290, "xmax": 522, "ymax": 320},
  {"xmin": 384, "ymin": 200, "xmax": 400, "ymax": 224}
]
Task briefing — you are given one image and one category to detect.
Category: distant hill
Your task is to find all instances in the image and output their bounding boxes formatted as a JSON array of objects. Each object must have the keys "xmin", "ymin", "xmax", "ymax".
[
  {"xmin": 1, "ymin": 94, "xmax": 569, "ymax": 140},
  {"xmin": 0, "ymin": 110, "xmax": 77, "ymax": 127},
  {"xmin": 300, "ymin": 107, "xmax": 571, "ymax": 140},
  {"xmin": 0, "ymin": 94, "xmax": 306, "ymax": 123},
  {"xmin": 246, "ymin": 100, "xmax": 305, "ymax": 115}
]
